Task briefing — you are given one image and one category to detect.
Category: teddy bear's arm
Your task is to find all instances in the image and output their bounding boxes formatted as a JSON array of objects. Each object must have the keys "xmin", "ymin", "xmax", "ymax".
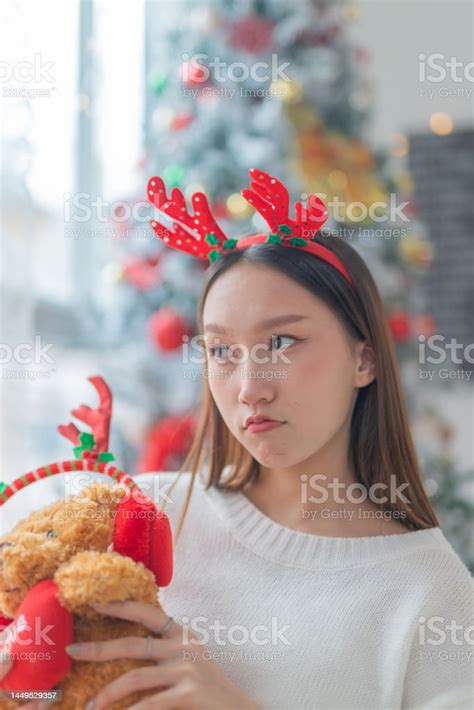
[{"xmin": 54, "ymin": 551, "xmax": 158, "ymax": 616}]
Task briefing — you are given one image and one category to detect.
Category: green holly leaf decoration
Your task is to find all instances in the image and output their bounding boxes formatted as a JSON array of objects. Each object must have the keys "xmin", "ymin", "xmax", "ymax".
[
  {"xmin": 79, "ymin": 432, "xmax": 95, "ymax": 448},
  {"xmin": 148, "ymin": 71, "xmax": 168, "ymax": 96},
  {"xmin": 98, "ymin": 452, "xmax": 115, "ymax": 463},
  {"xmin": 289, "ymin": 237, "xmax": 308, "ymax": 246},
  {"xmin": 222, "ymin": 239, "xmax": 238, "ymax": 250},
  {"xmin": 71, "ymin": 430, "xmax": 115, "ymax": 461},
  {"xmin": 204, "ymin": 232, "xmax": 220, "ymax": 246},
  {"xmin": 278, "ymin": 224, "xmax": 292, "ymax": 236},
  {"xmin": 0, "ymin": 481, "xmax": 7, "ymax": 495},
  {"xmin": 208, "ymin": 250, "xmax": 222, "ymax": 263},
  {"xmin": 73, "ymin": 431, "xmax": 96, "ymax": 459},
  {"xmin": 266, "ymin": 233, "xmax": 282, "ymax": 245}
]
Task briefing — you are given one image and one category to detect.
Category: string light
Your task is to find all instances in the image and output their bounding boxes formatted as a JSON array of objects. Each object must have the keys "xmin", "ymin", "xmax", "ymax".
[
  {"xmin": 429, "ymin": 112, "xmax": 453, "ymax": 136},
  {"xmin": 391, "ymin": 133, "xmax": 409, "ymax": 158}
]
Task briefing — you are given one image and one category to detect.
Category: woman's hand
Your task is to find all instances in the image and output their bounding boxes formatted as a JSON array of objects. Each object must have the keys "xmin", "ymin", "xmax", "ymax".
[{"xmin": 66, "ymin": 600, "xmax": 263, "ymax": 710}]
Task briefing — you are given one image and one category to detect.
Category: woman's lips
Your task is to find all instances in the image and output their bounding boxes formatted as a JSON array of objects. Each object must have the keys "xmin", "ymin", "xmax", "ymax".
[{"xmin": 246, "ymin": 420, "xmax": 286, "ymax": 433}]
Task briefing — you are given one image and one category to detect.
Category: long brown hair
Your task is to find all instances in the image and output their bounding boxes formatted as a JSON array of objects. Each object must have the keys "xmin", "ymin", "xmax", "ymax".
[{"xmin": 166, "ymin": 235, "xmax": 439, "ymax": 538}]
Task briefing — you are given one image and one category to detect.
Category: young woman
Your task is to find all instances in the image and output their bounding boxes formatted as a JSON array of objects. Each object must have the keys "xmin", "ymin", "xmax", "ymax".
[{"xmin": 13, "ymin": 174, "xmax": 472, "ymax": 709}]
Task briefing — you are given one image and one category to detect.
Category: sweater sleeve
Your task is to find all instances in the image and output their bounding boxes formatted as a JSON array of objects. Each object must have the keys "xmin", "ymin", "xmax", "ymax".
[{"xmin": 402, "ymin": 554, "xmax": 474, "ymax": 709}]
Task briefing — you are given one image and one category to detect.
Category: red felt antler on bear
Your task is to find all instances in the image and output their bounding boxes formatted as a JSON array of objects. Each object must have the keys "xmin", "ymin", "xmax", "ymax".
[{"xmin": 57, "ymin": 375, "xmax": 112, "ymax": 457}]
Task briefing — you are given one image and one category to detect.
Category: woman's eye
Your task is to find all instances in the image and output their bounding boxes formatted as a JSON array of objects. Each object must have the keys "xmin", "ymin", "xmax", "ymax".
[
  {"xmin": 208, "ymin": 345, "xmax": 230, "ymax": 360},
  {"xmin": 270, "ymin": 335, "xmax": 297, "ymax": 350}
]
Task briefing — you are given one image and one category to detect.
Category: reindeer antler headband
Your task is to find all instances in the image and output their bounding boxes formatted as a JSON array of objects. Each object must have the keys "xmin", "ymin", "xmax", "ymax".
[{"xmin": 146, "ymin": 168, "xmax": 354, "ymax": 287}]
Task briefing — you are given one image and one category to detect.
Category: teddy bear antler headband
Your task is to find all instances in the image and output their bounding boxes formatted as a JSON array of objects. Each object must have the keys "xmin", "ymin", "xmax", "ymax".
[{"xmin": 146, "ymin": 167, "xmax": 354, "ymax": 287}]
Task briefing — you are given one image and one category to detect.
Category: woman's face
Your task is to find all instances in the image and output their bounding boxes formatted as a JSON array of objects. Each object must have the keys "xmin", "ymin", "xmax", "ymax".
[{"xmin": 202, "ymin": 262, "xmax": 375, "ymax": 472}]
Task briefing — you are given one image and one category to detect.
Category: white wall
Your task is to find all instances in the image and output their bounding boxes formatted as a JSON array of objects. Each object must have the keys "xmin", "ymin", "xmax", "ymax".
[{"xmin": 354, "ymin": 0, "xmax": 474, "ymax": 147}]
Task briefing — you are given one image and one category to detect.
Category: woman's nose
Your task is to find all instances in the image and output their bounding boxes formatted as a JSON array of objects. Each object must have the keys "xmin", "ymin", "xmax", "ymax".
[{"xmin": 237, "ymin": 372, "xmax": 274, "ymax": 406}]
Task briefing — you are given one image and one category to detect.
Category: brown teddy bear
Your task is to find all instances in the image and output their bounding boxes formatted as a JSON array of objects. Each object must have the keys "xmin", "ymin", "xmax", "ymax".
[{"xmin": 0, "ymin": 377, "xmax": 174, "ymax": 709}]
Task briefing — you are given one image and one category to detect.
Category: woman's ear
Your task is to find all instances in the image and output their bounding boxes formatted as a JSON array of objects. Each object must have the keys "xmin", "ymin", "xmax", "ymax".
[{"xmin": 354, "ymin": 341, "xmax": 376, "ymax": 388}]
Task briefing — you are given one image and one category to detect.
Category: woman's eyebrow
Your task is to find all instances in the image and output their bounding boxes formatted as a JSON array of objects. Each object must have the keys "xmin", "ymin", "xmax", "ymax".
[{"xmin": 204, "ymin": 314, "xmax": 310, "ymax": 335}]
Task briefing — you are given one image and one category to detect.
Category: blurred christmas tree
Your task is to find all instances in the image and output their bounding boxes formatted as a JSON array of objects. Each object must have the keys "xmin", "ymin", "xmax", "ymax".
[{"xmin": 93, "ymin": 0, "xmax": 472, "ymax": 567}]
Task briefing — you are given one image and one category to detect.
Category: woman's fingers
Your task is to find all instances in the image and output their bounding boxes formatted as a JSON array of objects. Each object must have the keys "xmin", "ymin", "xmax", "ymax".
[
  {"xmin": 91, "ymin": 601, "xmax": 181, "ymax": 639},
  {"xmin": 127, "ymin": 682, "xmax": 194, "ymax": 710},
  {"xmin": 66, "ymin": 635, "xmax": 182, "ymax": 662},
  {"xmin": 0, "ymin": 655, "xmax": 12, "ymax": 680},
  {"xmin": 85, "ymin": 663, "xmax": 186, "ymax": 710}
]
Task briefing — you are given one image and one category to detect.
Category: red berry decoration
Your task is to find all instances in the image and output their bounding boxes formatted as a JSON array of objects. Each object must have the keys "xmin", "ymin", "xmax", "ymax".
[
  {"xmin": 181, "ymin": 61, "xmax": 208, "ymax": 87},
  {"xmin": 123, "ymin": 256, "xmax": 161, "ymax": 291},
  {"xmin": 148, "ymin": 308, "xmax": 191, "ymax": 352},
  {"xmin": 170, "ymin": 112, "xmax": 194, "ymax": 131},
  {"xmin": 388, "ymin": 309, "xmax": 411, "ymax": 343},
  {"xmin": 135, "ymin": 414, "xmax": 196, "ymax": 473},
  {"xmin": 227, "ymin": 15, "xmax": 275, "ymax": 54}
]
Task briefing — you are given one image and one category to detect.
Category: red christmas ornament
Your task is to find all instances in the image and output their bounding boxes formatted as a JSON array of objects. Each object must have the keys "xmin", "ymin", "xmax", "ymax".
[
  {"xmin": 170, "ymin": 112, "xmax": 194, "ymax": 131},
  {"xmin": 388, "ymin": 309, "xmax": 411, "ymax": 343},
  {"xmin": 354, "ymin": 47, "xmax": 371, "ymax": 63},
  {"xmin": 136, "ymin": 413, "xmax": 196, "ymax": 473},
  {"xmin": 210, "ymin": 199, "xmax": 229, "ymax": 219},
  {"xmin": 123, "ymin": 256, "xmax": 161, "ymax": 291},
  {"xmin": 181, "ymin": 61, "xmax": 209, "ymax": 87},
  {"xmin": 295, "ymin": 25, "xmax": 340, "ymax": 46},
  {"xmin": 412, "ymin": 314, "xmax": 437, "ymax": 338},
  {"xmin": 227, "ymin": 15, "xmax": 275, "ymax": 54},
  {"xmin": 148, "ymin": 308, "xmax": 191, "ymax": 352}
]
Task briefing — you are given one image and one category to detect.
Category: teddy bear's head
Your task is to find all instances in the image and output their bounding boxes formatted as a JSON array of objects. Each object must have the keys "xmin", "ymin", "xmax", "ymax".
[{"xmin": 0, "ymin": 482, "xmax": 127, "ymax": 617}]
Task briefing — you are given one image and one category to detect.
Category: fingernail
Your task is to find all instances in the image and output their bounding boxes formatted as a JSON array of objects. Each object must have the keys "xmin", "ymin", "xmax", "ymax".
[
  {"xmin": 0, "ymin": 651, "xmax": 11, "ymax": 665},
  {"xmin": 66, "ymin": 644, "xmax": 85, "ymax": 656},
  {"xmin": 85, "ymin": 700, "xmax": 96, "ymax": 710}
]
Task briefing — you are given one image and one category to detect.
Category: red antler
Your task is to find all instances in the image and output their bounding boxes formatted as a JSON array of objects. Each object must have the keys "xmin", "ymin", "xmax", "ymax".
[
  {"xmin": 242, "ymin": 168, "xmax": 328, "ymax": 237},
  {"xmin": 57, "ymin": 376, "xmax": 112, "ymax": 453},
  {"xmin": 147, "ymin": 176, "xmax": 228, "ymax": 259}
]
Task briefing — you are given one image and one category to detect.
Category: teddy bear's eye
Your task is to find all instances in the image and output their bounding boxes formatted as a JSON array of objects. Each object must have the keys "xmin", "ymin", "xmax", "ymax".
[{"xmin": 46, "ymin": 530, "xmax": 57, "ymax": 538}]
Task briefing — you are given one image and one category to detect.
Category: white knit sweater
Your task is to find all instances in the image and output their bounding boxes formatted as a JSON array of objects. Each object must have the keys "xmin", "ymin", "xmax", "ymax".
[{"xmin": 135, "ymin": 471, "xmax": 474, "ymax": 710}]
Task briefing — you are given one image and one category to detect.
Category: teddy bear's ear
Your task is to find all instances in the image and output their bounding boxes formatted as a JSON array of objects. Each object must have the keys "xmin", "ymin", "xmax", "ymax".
[{"xmin": 113, "ymin": 491, "xmax": 173, "ymax": 587}]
